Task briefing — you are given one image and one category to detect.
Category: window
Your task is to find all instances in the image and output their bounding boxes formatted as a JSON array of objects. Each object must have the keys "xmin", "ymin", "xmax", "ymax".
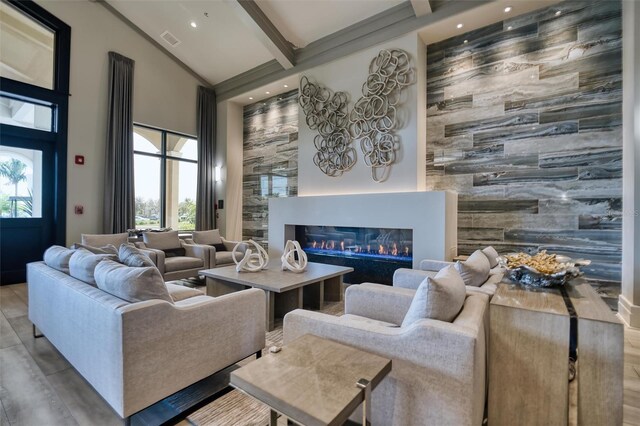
[
  {"xmin": 0, "ymin": 147, "xmax": 43, "ymax": 218},
  {"xmin": 133, "ymin": 125, "xmax": 198, "ymax": 231},
  {"xmin": 0, "ymin": 95, "xmax": 53, "ymax": 131},
  {"xmin": 0, "ymin": 2, "xmax": 55, "ymax": 90}
]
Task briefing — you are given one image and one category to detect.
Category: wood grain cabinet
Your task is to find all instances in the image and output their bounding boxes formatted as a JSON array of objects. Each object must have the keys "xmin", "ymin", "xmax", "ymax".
[{"xmin": 488, "ymin": 282, "xmax": 623, "ymax": 426}]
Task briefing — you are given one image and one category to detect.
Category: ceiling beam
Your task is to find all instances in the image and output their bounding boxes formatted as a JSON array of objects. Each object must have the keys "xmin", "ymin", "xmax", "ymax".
[
  {"xmin": 410, "ymin": 0, "xmax": 432, "ymax": 17},
  {"xmin": 225, "ymin": 0, "xmax": 295, "ymax": 69}
]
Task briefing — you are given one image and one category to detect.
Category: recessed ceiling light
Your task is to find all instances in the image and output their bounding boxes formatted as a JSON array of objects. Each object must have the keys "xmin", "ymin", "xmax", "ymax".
[
  {"xmin": 284, "ymin": 84, "xmax": 288, "ymax": 88},
  {"xmin": 265, "ymin": 91, "xmax": 270, "ymax": 94},
  {"xmin": 249, "ymin": 97, "xmax": 253, "ymax": 100},
  {"xmin": 504, "ymin": 6, "xmax": 512, "ymax": 12},
  {"xmin": 190, "ymin": 21, "xmax": 197, "ymax": 28},
  {"xmin": 457, "ymin": 23, "xmax": 463, "ymax": 29},
  {"xmin": 555, "ymin": 10, "xmax": 562, "ymax": 16},
  {"xmin": 463, "ymin": 39, "xmax": 468, "ymax": 44},
  {"xmin": 507, "ymin": 26, "xmax": 513, "ymax": 30}
]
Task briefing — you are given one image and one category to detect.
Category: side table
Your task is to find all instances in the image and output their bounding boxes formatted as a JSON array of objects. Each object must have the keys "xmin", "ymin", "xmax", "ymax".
[{"xmin": 230, "ymin": 334, "xmax": 391, "ymax": 426}]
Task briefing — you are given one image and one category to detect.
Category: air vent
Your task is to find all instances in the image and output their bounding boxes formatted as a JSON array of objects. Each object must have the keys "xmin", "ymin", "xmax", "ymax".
[{"xmin": 160, "ymin": 30, "xmax": 181, "ymax": 47}]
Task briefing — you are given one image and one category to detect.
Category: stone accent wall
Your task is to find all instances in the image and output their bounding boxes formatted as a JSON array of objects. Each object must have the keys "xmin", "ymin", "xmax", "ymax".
[
  {"xmin": 242, "ymin": 90, "xmax": 299, "ymax": 247},
  {"xmin": 425, "ymin": 1, "xmax": 622, "ymax": 282}
]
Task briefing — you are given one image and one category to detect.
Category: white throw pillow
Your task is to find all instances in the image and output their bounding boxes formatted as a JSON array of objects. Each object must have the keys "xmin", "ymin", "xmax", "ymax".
[
  {"xmin": 95, "ymin": 259, "xmax": 173, "ymax": 304},
  {"xmin": 81, "ymin": 233, "xmax": 129, "ymax": 247},
  {"xmin": 454, "ymin": 250, "xmax": 491, "ymax": 287},
  {"xmin": 43, "ymin": 245, "xmax": 75, "ymax": 274},
  {"xmin": 119, "ymin": 244, "xmax": 156, "ymax": 268},
  {"xmin": 69, "ymin": 248, "xmax": 118, "ymax": 286},
  {"xmin": 482, "ymin": 246, "xmax": 500, "ymax": 268},
  {"xmin": 402, "ymin": 265, "xmax": 466, "ymax": 326},
  {"xmin": 143, "ymin": 230, "xmax": 181, "ymax": 250},
  {"xmin": 192, "ymin": 229, "xmax": 223, "ymax": 245}
]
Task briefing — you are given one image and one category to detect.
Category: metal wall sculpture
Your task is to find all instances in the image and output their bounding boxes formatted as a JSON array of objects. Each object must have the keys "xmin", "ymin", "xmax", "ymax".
[
  {"xmin": 350, "ymin": 49, "xmax": 413, "ymax": 183},
  {"xmin": 299, "ymin": 49, "xmax": 414, "ymax": 183},
  {"xmin": 298, "ymin": 76, "xmax": 356, "ymax": 177}
]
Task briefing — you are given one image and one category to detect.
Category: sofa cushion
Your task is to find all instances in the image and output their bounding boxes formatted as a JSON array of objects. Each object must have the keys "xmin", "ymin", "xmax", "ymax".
[
  {"xmin": 192, "ymin": 229, "xmax": 223, "ymax": 245},
  {"xmin": 164, "ymin": 256, "xmax": 204, "ymax": 272},
  {"xmin": 162, "ymin": 247, "xmax": 186, "ymax": 258},
  {"xmin": 454, "ymin": 250, "xmax": 491, "ymax": 287},
  {"xmin": 165, "ymin": 283, "xmax": 204, "ymax": 301},
  {"xmin": 81, "ymin": 233, "xmax": 129, "ymax": 248},
  {"xmin": 70, "ymin": 243, "xmax": 118, "ymax": 255},
  {"xmin": 482, "ymin": 246, "xmax": 500, "ymax": 268},
  {"xmin": 143, "ymin": 230, "xmax": 181, "ymax": 250},
  {"xmin": 119, "ymin": 244, "xmax": 156, "ymax": 268},
  {"xmin": 69, "ymin": 248, "xmax": 119, "ymax": 286},
  {"xmin": 402, "ymin": 265, "xmax": 466, "ymax": 326},
  {"xmin": 95, "ymin": 259, "xmax": 173, "ymax": 304},
  {"xmin": 214, "ymin": 251, "xmax": 237, "ymax": 266},
  {"xmin": 43, "ymin": 245, "xmax": 75, "ymax": 274}
]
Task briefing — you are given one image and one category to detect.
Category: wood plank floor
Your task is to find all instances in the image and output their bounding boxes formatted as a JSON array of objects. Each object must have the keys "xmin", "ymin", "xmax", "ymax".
[{"xmin": 1, "ymin": 282, "xmax": 638, "ymax": 425}]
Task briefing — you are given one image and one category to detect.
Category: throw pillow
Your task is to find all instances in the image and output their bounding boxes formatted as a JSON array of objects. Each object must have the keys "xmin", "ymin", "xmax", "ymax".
[
  {"xmin": 69, "ymin": 248, "xmax": 119, "ymax": 286},
  {"xmin": 162, "ymin": 247, "xmax": 186, "ymax": 258},
  {"xmin": 81, "ymin": 233, "xmax": 129, "ymax": 247},
  {"xmin": 482, "ymin": 246, "xmax": 500, "ymax": 268},
  {"xmin": 119, "ymin": 244, "xmax": 156, "ymax": 268},
  {"xmin": 95, "ymin": 259, "xmax": 173, "ymax": 304},
  {"xmin": 402, "ymin": 265, "xmax": 466, "ymax": 326},
  {"xmin": 192, "ymin": 229, "xmax": 223, "ymax": 245},
  {"xmin": 212, "ymin": 243, "xmax": 227, "ymax": 252},
  {"xmin": 143, "ymin": 230, "xmax": 181, "ymax": 250},
  {"xmin": 43, "ymin": 245, "xmax": 75, "ymax": 274},
  {"xmin": 454, "ymin": 250, "xmax": 491, "ymax": 287},
  {"xmin": 70, "ymin": 243, "xmax": 118, "ymax": 255}
]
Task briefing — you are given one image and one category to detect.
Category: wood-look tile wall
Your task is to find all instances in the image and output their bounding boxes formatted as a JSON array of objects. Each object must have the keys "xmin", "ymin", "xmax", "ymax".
[
  {"xmin": 242, "ymin": 90, "xmax": 299, "ymax": 248},
  {"xmin": 425, "ymin": 1, "xmax": 622, "ymax": 282}
]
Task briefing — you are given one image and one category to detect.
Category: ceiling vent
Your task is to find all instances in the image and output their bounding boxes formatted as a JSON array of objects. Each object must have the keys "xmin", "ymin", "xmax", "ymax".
[{"xmin": 160, "ymin": 30, "xmax": 181, "ymax": 47}]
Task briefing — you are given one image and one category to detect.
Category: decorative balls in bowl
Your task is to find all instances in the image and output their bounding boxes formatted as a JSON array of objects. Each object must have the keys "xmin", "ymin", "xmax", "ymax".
[{"xmin": 498, "ymin": 250, "xmax": 590, "ymax": 288}]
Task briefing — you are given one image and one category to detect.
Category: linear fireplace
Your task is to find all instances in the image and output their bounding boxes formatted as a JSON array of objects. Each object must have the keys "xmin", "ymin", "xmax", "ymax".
[{"xmin": 295, "ymin": 225, "xmax": 413, "ymax": 284}]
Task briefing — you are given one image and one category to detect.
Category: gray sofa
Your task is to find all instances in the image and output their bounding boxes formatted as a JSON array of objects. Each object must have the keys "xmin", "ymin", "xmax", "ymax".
[
  {"xmin": 284, "ymin": 284, "xmax": 489, "ymax": 426},
  {"xmin": 393, "ymin": 263, "xmax": 503, "ymax": 297},
  {"xmin": 27, "ymin": 261, "xmax": 266, "ymax": 420}
]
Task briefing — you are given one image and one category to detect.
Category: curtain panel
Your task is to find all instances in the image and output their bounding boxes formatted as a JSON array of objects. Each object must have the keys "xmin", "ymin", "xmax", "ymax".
[
  {"xmin": 103, "ymin": 52, "xmax": 135, "ymax": 233},
  {"xmin": 196, "ymin": 86, "xmax": 217, "ymax": 230}
]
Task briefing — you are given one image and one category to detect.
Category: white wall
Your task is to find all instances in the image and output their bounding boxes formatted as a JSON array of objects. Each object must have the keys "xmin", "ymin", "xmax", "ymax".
[
  {"xmin": 35, "ymin": 0, "xmax": 202, "ymax": 244},
  {"xmin": 619, "ymin": 0, "xmax": 640, "ymax": 328},
  {"xmin": 297, "ymin": 31, "xmax": 427, "ymax": 196}
]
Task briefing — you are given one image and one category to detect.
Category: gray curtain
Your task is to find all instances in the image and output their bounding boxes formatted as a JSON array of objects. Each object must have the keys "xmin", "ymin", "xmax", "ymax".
[
  {"xmin": 196, "ymin": 86, "xmax": 217, "ymax": 230},
  {"xmin": 103, "ymin": 52, "xmax": 135, "ymax": 234}
]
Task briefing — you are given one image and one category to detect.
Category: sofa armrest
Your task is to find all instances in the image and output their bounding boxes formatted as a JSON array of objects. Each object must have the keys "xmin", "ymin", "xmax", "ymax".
[
  {"xmin": 419, "ymin": 259, "xmax": 454, "ymax": 272},
  {"xmin": 392, "ymin": 268, "xmax": 437, "ymax": 290},
  {"xmin": 183, "ymin": 238, "xmax": 195, "ymax": 245},
  {"xmin": 222, "ymin": 238, "xmax": 247, "ymax": 253},
  {"xmin": 345, "ymin": 284, "xmax": 415, "ymax": 325},
  {"xmin": 117, "ymin": 289, "xmax": 266, "ymax": 416},
  {"xmin": 139, "ymin": 247, "xmax": 165, "ymax": 275},
  {"xmin": 181, "ymin": 242, "xmax": 213, "ymax": 269}
]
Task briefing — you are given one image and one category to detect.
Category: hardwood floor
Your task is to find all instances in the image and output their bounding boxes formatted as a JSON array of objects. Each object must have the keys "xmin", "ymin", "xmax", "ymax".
[{"xmin": 1, "ymin": 282, "xmax": 639, "ymax": 425}]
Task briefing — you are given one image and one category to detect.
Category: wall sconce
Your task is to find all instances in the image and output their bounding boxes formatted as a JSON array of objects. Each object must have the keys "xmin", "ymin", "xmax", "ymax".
[{"xmin": 215, "ymin": 166, "xmax": 221, "ymax": 182}]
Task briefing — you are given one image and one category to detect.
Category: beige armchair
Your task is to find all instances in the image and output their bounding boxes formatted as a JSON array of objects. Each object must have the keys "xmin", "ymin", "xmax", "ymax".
[
  {"xmin": 284, "ymin": 284, "xmax": 489, "ymax": 426},
  {"xmin": 184, "ymin": 229, "xmax": 247, "ymax": 268},
  {"xmin": 136, "ymin": 231, "xmax": 212, "ymax": 281}
]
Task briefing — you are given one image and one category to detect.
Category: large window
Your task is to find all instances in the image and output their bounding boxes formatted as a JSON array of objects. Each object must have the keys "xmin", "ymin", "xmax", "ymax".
[{"xmin": 133, "ymin": 125, "xmax": 198, "ymax": 231}]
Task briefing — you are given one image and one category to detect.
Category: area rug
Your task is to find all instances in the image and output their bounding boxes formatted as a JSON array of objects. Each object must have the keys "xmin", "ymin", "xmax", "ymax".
[{"xmin": 182, "ymin": 301, "xmax": 344, "ymax": 426}]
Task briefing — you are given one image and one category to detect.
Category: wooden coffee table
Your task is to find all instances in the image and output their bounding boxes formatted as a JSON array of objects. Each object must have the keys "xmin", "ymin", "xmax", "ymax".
[
  {"xmin": 200, "ymin": 262, "xmax": 353, "ymax": 331},
  {"xmin": 230, "ymin": 334, "xmax": 391, "ymax": 426}
]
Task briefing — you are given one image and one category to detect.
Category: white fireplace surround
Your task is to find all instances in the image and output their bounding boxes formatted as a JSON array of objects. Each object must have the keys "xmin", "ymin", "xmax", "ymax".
[{"xmin": 268, "ymin": 191, "xmax": 457, "ymax": 270}]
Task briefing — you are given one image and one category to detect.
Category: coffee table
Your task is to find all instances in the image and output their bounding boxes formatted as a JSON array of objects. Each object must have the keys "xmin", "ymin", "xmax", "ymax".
[
  {"xmin": 200, "ymin": 261, "xmax": 354, "ymax": 331},
  {"xmin": 230, "ymin": 334, "xmax": 391, "ymax": 426}
]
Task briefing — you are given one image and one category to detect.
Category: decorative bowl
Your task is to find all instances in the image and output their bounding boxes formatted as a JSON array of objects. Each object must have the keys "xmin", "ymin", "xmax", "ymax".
[{"xmin": 498, "ymin": 251, "xmax": 591, "ymax": 288}]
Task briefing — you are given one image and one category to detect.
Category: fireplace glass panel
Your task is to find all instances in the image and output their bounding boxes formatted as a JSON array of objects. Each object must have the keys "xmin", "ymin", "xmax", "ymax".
[{"xmin": 295, "ymin": 225, "xmax": 413, "ymax": 284}]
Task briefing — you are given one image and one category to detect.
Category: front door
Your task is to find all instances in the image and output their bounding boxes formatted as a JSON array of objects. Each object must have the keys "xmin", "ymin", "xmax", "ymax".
[{"xmin": 1, "ymin": 129, "xmax": 55, "ymax": 283}]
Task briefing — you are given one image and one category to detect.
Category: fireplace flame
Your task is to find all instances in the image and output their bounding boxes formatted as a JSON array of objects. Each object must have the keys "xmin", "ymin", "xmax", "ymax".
[
  {"xmin": 340, "ymin": 241, "xmax": 345, "ymax": 251},
  {"xmin": 312, "ymin": 241, "xmax": 317, "ymax": 249},
  {"xmin": 391, "ymin": 243, "xmax": 398, "ymax": 256},
  {"xmin": 378, "ymin": 244, "xmax": 385, "ymax": 255}
]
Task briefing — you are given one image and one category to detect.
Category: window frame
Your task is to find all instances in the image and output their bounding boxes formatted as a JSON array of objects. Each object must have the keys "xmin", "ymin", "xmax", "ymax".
[{"xmin": 133, "ymin": 123, "xmax": 198, "ymax": 231}]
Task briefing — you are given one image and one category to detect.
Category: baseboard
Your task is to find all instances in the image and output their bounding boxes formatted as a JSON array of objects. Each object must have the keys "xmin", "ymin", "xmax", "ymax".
[{"xmin": 618, "ymin": 295, "xmax": 640, "ymax": 329}]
